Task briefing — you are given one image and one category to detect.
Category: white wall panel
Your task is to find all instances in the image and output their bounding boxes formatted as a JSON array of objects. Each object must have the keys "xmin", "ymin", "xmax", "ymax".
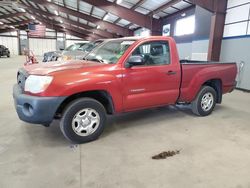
[
  {"xmin": 225, "ymin": 4, "xmax": 250, "ymax": 24},
  {"xmin": 248, "ymin": 21, "xmax": 250, "ymax": 34},
  {"xmin": 227, "ymin": 0, "xmax": 250, "ymax": 8},
  {"xmin": 223, "ymin": 22, "xmax": 248, "ymax": 37},
  {"xmin": 29, "ymin": 38, "xmax": 56, "ymax": 56},
  {"xmin": 176, "ymin": 42, "xmax": 192, "ymax": 59},
  {"xmin": 0, "ymin": 36, "xmax": 18, "ymax": 55}
]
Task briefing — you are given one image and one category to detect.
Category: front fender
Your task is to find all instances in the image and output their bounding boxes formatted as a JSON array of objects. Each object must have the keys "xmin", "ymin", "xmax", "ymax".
[{"xmin": 43, "ymin": 73, "xmax": 123, "ymax": 112}]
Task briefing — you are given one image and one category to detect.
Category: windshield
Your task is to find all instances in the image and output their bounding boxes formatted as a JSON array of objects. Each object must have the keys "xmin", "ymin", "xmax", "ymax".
[
  {"xmin": 84, "ymin": 41, "xmax": 103, "ymax": 52},
  {"xmin": 85, "ymin": 40, "xmax": 135, "ymax": 64},
  {"xmin": 65, "ymin": 43, "xmax": 86, "ymax": 51},
  {"xmin": 79, "ymin": 43, "xmax": 95, "ymax": 52}
]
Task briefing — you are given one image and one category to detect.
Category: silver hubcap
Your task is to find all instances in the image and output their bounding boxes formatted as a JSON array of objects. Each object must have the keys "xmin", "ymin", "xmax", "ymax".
[
  {"xmin": 72, "ymin": 108, "xmax": 100, "ymax": 137},
  {"xmin": 201, "ymin": 92, "xmax": 214, "ymax": 111}
]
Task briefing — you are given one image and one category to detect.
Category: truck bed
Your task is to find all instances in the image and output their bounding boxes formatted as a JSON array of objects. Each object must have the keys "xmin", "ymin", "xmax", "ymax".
[{"xmin": 178, "ymin": 60, "xmax": 237, "ymax": 103}]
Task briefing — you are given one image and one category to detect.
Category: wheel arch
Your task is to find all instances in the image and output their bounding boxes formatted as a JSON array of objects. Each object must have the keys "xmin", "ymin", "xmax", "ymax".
[
  {"xmin": 55, "ymin": 90, "xmax": 115, "ymax": 117},
  {"xmin": 202, "ymin": 79, "xmax": 222, "ymax": 103}
]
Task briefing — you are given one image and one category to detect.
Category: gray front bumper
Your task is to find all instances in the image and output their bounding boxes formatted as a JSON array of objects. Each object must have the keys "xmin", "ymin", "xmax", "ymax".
[{"xmin": 13, "ymin": 84, "xmax": 66, "ymax": 124}]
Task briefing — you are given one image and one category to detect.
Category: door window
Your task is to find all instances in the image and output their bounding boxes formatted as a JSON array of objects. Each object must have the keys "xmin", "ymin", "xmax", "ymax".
[{"xmin": 131, "ymin": 41, "xmax": 170, "ymax": 66}]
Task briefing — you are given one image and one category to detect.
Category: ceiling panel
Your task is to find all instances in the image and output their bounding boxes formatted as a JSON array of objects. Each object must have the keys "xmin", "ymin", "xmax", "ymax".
[
  {"xmin": 163, "ymin": 7, "xmax": 179, "ymax": 14},
  {"xmin": 140, "ymin": 0, "xmax": 172, "ymax": 11},
  {"xmin": 65, "ymin": 0, "xmax": 77, "ymax": 10},
  {"xmin": 79, "ymin": 1, "xmax": 92, "ymax": 14},
  {"xmin": 173, "ymin": 1, "xmax": 191, "ymax": 9},
  {"xmin": 134, "ymin": 7, "xmax": 150, "ymax": 14},
  {"xmin": 92, "ymin": 7, "xmax": 106, "ymax": 18}
]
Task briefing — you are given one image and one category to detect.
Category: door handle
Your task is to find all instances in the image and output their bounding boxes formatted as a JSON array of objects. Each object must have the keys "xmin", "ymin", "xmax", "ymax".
[{"xmin": 167, "ymin": 70, "xmax": 176, "ymax": 75}]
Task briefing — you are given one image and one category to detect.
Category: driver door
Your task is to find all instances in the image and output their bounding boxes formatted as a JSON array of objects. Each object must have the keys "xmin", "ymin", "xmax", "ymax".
[{"xmin": 122, "ymin": 41, "xmax": 180, "ymax": 111}]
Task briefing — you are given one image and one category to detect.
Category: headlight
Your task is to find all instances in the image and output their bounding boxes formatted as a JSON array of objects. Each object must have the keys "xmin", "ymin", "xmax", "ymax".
[{"xmin": 25, "ymin": 75, "xmax": 53, "ymax": 94}]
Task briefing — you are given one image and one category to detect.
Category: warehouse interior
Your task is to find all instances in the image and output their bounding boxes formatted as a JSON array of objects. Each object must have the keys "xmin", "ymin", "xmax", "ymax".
[{"xmin": 0, "ymin": 0, "xmax": 250, "ymax": 187}]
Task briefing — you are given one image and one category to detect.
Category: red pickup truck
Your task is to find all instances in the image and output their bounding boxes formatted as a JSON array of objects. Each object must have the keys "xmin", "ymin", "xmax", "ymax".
[{"xmin": 13, "ymin": 36, "xmax": 237, "ymax": 143}]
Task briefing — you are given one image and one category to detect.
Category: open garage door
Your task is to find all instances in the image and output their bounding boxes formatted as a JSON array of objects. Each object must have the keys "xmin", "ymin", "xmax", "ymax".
[
  {"xmin": 0, "ymin": 36, "xmax": 18, "ymax": 55},
  {"xmin": 29, "ymin": 38, "xmax": 56, "ymax": 56}
]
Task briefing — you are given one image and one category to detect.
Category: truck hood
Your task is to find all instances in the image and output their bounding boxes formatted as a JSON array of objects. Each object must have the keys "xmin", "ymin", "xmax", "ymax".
[{"xmin": 24, "ymin": 60, "xmax": 102, "ymax": 75}]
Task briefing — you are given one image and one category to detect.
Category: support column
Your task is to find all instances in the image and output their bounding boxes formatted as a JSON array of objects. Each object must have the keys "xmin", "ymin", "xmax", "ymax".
[
  {"xmin": 207, "ymin": 0, "xmax": 227, "ymax": 61},
  {"xmin": 207, "ymin": 12, "xmax": 226, "ymax": 61},
  {"xmin": 17, "ymin": 30, "xmax": 21, "ymax": 55},
  {"xmin": 151, "ymin": 19, "xmax": 163, "ymax": 36}
]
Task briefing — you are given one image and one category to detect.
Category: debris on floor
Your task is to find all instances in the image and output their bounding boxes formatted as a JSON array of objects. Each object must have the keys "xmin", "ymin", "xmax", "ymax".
[
  {"xmin": 70, "ymin": 144, "xmax": 78, "ymax": 152},
  {"xmin": 152, "ymin": 150, "xmax": 180, "ymax": 160}
]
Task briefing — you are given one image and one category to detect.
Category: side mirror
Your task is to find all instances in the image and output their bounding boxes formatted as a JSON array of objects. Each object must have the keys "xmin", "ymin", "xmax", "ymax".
[{"xmin": 125, "ymin": 55, "xmax": 144, "ymax": 68}]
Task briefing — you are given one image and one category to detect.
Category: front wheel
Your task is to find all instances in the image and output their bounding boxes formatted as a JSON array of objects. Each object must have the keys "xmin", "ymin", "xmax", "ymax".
[
  {"xmin": 60, "ymin": 98, "xmax": 107, "ymax": 143},
  {"xmin": 191, "ymin": 86, "xmax": 217, "ymax": 116}
]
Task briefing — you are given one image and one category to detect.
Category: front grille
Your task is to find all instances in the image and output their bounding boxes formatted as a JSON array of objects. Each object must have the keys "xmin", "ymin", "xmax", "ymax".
[{"xmin": 17, "ymin": 68, "xmax": 28, "ymax": 91}]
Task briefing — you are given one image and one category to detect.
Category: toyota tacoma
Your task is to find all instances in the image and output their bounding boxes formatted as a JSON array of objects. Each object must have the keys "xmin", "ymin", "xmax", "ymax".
[{"xmin": 13, "ymin": 36, "xmax": 237, "ymax": 143}]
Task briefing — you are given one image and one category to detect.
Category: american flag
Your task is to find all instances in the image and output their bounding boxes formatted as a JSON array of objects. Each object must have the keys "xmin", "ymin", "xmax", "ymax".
[{"xmin": 28, "ymin": 24, "xmax": 46, "ymax": 37}]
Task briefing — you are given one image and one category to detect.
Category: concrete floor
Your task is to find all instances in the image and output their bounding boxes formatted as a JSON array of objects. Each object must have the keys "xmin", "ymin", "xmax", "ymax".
[{"xmin": 0, "ymin": 56, "xmax": 250, "ymax": 188}]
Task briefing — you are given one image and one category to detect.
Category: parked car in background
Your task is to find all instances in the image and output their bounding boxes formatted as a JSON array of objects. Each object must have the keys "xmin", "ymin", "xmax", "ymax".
[
  {"xmin": 42, "ymin": 42, "xmax": 89, "ymax": 62},
  {"xmin": 13, "ymin": 36, "xmax": 237, "ymax": 143},
  {"xmin": 0, "ymin": 45, "xmax": 10, "ymax": 58},
  {"xmin": 60, "ymin": 40, "xmax": 104, "ymax": 61}
]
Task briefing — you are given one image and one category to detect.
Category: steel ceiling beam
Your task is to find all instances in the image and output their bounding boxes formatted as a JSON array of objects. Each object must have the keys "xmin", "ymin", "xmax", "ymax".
[
  {"xmin": 113, "ymin": 0, "xmax": 147, "ymax": 25},
  {"xmin": 31, "ymin": 0, "xmax": 132, "ymax": 36},
  {"xmin": 5, "ymin": 19, "xmax": 33, "ymax": 26},
  {"xmin": 82, "ymin": 0, "xmax": 158, "ymax": 29},
  {"xmin": 35, "ymin": 11, "xmax": 99, "ymax": 40},
  {"xmin": 26, "ymin": 9, "xmax": 99, "ymax": 40},
  {"xmin": 0, "ymin": 19, "xmax": 33, "ymax": 30},
  {"xmin": 32, "ymin": 16, "xmax": 94, "ymax": 40},
  {"xmin": 0, "ymin": 12, "xmax": 26, "ymax": 20},
  {"xmin": 22, "ymin": 2, "xmax": 110, "ymax": 38},
  {"xmin": 0, "ymin": 28, "xmax": 17, "ymax": 33}
]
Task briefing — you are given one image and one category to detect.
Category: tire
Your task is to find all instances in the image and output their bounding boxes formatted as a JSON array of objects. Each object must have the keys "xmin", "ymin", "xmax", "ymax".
[
  {"xmin": 191, "ymin": 86, "xmax": 217, "ymax": 116},
  {"xmin": 60, "ymin": 98, "xmax": 107, "ymax": 143},
  {"xmin": 7, "ymin": 54, "xmax": 10, "ymax": 58}
]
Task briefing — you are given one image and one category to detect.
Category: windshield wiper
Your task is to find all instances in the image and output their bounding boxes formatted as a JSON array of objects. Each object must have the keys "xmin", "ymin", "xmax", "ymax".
[{"xmin": 86, "ymin": 58, "xmax": 104, "ymax": 63}]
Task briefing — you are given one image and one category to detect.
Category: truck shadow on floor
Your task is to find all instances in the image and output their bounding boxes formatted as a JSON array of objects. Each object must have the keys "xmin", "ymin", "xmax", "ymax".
[
  {"xmin": 22, "ymin": 104, "xmax": 230, "ymax": 146},
  {"xmin": 102, "ymin": 105, "xmax": 192, "ymax": 138},
  {"xmin": 102, "ymin": 104, "xmax": 230, "ymax": 138}
]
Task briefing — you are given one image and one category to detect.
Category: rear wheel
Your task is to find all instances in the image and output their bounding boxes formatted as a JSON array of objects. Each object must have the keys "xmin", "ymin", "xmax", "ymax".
[
  {"xmin": 191, "ymin": 86, "xmax": 217, "ymax": 116},
  {"xmin": 60, "ymin": 98, "xmax": 107, "ymax": 143}
]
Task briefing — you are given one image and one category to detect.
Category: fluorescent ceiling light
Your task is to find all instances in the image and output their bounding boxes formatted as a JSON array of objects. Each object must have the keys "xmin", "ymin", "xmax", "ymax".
[
  {"xmin": 116, "ymin": 0, "xmax": 122, "ymax": 4},
  {"xmin": 97, "ymin": 25, "xmax": 100, "ymax": 29},
  {"xmin": 54, "ymin": 10, "xmax": 59, "ymax": 15},
  {"xmin": 181, "ymin": 13, "xmax": 186, "ymax": 17},
  {"xmin": 103, "ymin": 14, "xmax": 109, "ymax": 21},
  {"xmin": 19, "ymin": 8, "xmax": 26, "ymax": 12},
  {"xmin": 31, "ymin": 15, "xmax": 35, "ymax": 19},
  {"xmin": 47, "ymin": 0, "xmax": 51, "ymax": 2},
  {"xmin": 0, "ymin": 21, "xmax": 3, "ymax": 25},
  {"xmin": 59, "ymin": 20, "xmax": 63, "ymax": 23},
  {"xmin": 9, "ymin": 26, "xmax": 15, "ymax": 29}
]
